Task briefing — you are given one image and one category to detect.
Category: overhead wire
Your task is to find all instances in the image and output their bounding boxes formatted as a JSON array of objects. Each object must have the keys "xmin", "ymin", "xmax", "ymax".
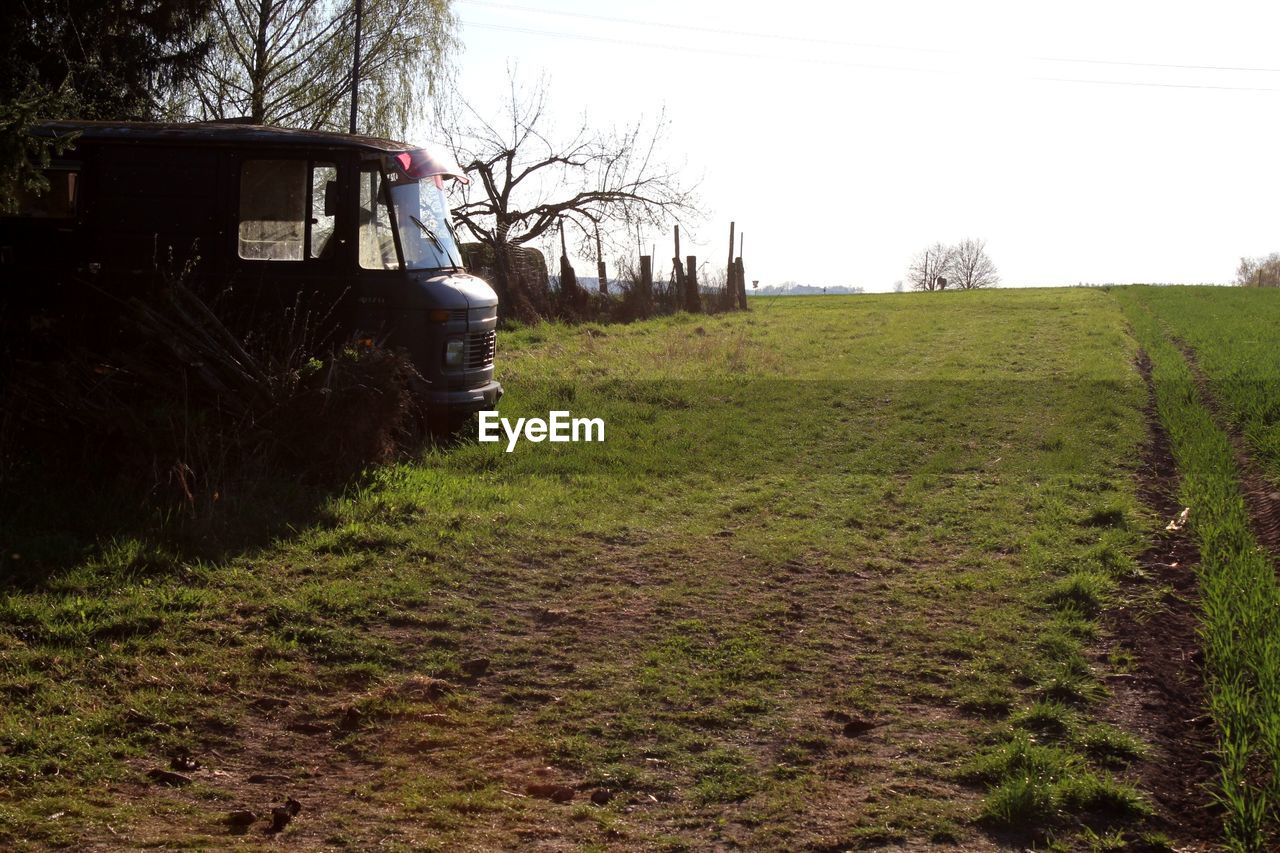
[
  {"xmin": 458, "ymin": 0, "xmax": 1280, "ymax": 75},
  {"xmin": 459, "ymin": 19, "xmax": 1280, "ymax": 93}
]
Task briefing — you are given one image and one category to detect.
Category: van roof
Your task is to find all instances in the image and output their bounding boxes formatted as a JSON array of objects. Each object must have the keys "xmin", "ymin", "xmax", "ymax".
[
  {"xmin": 34, "ymin": 120, "xmax": 468, "ymax": 180},
  {"xmin": 35, "ymin": 120, "xmax": 417, "ymax": 154}
]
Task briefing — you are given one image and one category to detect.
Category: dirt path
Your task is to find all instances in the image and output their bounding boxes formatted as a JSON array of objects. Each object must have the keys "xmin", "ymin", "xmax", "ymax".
[{"xmin": 108, "ymin": 531, "xmax": 993, "ymax": 850}]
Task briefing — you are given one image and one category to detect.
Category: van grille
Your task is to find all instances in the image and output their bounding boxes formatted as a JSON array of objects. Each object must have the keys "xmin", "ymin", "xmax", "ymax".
[
  {"xmin": 466, "ymin": 330, "xmax": 496, "ymax": 369},
  {"xmin": 448, "ymin": 308, "xmax": 468, "ymax": 323}
]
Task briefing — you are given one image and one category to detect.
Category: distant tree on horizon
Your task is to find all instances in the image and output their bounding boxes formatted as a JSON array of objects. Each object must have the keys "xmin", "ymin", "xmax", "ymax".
[
  {"xmin": 1236, "ymin": 252, "xmax": 1280, "ymax": 287},
  {"xmin": 907, "ymin": 239, "xmax": 999, "ymax": 291},
  {"xmin": 952, "ymin": 238, "xmax": 999, "ymax": 289},
  {"xmin": 907, "ymin": 242, "xmax": 955, "ymax": 291}
]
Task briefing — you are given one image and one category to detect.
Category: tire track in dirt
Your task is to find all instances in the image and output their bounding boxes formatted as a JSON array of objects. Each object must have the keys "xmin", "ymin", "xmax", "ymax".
[
  {"xmin": 1171, "ymin": 338, "xmax": 1280, "ymax": 564},
  {"xmin": 1091, "ymin": 351, "xmax": 1219, "ymax": 847}
]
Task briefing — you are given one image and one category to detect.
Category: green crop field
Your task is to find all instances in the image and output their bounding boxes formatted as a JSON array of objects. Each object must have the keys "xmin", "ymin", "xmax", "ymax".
[
  {"xmin": 1117, "ymin": 287, "xmax": 1280, "ymax": 849},
  {"xmin": 2, "ymin": 286, "xmax": 1279, "ymax": 850}
]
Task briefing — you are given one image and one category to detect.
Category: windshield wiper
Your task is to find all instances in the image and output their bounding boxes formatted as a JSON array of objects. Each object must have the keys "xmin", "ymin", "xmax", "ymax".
[
  {"xmin": 410, "ymin": 215, "xmax": 447, "ymax": 255},
  {"xmin": 411, "ymin": 215, "xmax": 464, "ymax": 271}
]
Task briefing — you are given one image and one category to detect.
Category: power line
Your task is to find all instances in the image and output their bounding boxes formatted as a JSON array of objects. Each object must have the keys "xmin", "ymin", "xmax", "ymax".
[
  {"xmin": 458, "ymin": 0, "xmax": 1280, "ymax": 75},
  {"xmin": 460, "ymin": 20, "xmax": 1280, "ymax": 93},
  {"xmin": 463, "ymin": 21, "xmax": 949, "ymax": 79}
]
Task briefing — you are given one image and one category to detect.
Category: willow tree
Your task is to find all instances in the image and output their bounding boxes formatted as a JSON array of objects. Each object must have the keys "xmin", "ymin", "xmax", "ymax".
[{"xmin": 179, "ymin": 0, "xmax": 457, "ymax": 139}]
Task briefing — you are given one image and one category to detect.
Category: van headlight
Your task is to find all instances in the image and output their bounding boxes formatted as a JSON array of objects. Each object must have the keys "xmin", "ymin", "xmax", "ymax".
[{"xmin": 444, "ymin": 337, "xmax": 465, "ymax": 367}]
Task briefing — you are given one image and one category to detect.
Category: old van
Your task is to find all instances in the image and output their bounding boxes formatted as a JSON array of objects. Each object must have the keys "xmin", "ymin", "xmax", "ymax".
[{"xmin": 0, "ymin": 120, "xmax": 501, "ymax": 417}]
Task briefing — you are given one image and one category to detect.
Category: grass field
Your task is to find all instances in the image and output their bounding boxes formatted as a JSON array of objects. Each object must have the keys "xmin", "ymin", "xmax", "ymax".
[{"xmin": 2, "ymin": 287, "xmax": 1277, "ymax": 849}]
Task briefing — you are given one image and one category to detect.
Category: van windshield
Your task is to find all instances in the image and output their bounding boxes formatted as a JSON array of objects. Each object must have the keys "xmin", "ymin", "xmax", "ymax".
[{"xmin": 388, "ymin": 176, "xmax": 463, "ymax": 270}]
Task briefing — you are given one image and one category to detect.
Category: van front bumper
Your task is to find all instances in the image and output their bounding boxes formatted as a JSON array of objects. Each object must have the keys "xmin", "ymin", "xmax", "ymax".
[{"xmin": 422, "ymin": 380, "xmax": 503, "ymax": 412}]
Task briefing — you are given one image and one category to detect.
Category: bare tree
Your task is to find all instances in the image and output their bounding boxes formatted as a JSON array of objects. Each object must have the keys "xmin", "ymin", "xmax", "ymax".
[
  {"xmin": 951, "ymin": 238, "xmax": 999, "ymax": 290},
  {"xmin": 174, "ymin": 0, "xmax": 457, "ymax": 139},
  {"xmin": 441, "ymin": 71, "xmax": 700, "ymax": 321},
  {"xmin": 907, "ymin": 242, "xmax": 955, "ymax": 291},
  {"xmin": 1236, "ymin": 252, "xmax": 1280, "ymax": 287}
]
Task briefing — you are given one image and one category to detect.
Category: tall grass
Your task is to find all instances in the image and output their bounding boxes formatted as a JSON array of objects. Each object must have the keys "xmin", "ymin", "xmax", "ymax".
[{"xmin": 1117, "ymin": 287, "xmax": 1280, "ymax": 850}]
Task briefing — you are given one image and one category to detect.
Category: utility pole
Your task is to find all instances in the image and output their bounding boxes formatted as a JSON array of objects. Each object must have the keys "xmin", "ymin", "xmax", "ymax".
[{"xmin": 348, "ymin": 0, "xmax": 363, "ymax": 134}]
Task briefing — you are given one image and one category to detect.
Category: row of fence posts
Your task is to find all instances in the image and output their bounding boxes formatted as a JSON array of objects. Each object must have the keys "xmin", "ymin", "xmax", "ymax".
[{"xmin": 556, "ymin": 220, "xmax": 750, "ymax": 314}]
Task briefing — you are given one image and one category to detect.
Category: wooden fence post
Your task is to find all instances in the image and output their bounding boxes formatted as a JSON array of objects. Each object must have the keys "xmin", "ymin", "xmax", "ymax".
[
  {"xmin": 559, "ymin": 221, "xmax": 581, "ymax": 313},
  {"xmin": 726, "ymin": 221, "xmax": 736, "ymax": 309},
  {"xmin": 735, "ymin": 257, "xmax": 748, "ymax": 309},
  {"xmin": 596, "ymin": 229, "xmax": 607, "ymax": 295},
  {"xmin": 560, "ymin": 253, "xmax": 579, "ymax": 302},
  {"xmin": 672, "ymin": 225, "xmax": 683, "ymax": 290},
  {"xmin": 639, "ymin": 254, "xmax": 653, "ymax": 315},
  {"xmin": 684, "ymin": 255, "xmax": 700, "ymax": 313}
]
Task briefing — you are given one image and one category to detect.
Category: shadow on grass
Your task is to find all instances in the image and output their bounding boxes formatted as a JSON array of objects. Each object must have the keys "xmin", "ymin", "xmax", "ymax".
[
  {"xmin": 0, "ymin": 427, "xmax": 467, "ymax": 591},
  {"xmin": 0, "ymin": 462, "xmax": 336, "ymax": 591}
]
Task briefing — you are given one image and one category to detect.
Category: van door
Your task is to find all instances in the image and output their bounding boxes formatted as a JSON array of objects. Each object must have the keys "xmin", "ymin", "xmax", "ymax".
[{"xmin": 226, "ymin": 150, "xmax": 355, "ymax": 345}]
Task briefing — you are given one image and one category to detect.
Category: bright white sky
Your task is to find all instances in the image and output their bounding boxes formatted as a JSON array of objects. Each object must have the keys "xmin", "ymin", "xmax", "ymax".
[{"xmin": 433, "ymin": 0, "xmax": 1280, "ymax": 291}]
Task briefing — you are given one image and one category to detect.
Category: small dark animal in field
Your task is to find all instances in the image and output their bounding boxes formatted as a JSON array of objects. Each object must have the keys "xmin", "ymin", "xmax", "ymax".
[
  {"xmin": 269, "ymin": 797, "xmax": 302, "ymax": 832},
  {"xmin": 462, "ymin": 657, "xmax": 491, "ymax": 678},
  {"xmin": 226, "ymin": 809, "xmax": 257, "ymax": 833}
]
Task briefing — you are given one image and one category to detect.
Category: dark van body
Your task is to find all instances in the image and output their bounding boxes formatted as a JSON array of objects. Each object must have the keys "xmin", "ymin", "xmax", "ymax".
[{"xmin": 0, "ymin": 120, "xmax": 501, "ymax": 414}]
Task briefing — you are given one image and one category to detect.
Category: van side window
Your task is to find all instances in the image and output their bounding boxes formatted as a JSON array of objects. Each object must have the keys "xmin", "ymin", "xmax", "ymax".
[
  {"xmin": 239, "ymin": 160, "xmax": 338, "ymax": 261},
  {"xmin": 310, "ymin": 163, "xmax": 337, "ymax": 259},
  {"xmin": 358, "ymin": 167, "xmax": 400, "ymax": 270},
  {"xmin": 14, "ymin": 170, "xmax": 78, "ymax": 218},
  {"xmin": 239, "ymin": 159, "xmax": 306, "ymax": 260}
]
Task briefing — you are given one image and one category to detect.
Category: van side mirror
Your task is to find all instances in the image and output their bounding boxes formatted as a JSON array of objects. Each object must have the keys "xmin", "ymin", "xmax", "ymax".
[{"xmin": 323, "ymin": 181, "xmax": 338, "ymax": 216}]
